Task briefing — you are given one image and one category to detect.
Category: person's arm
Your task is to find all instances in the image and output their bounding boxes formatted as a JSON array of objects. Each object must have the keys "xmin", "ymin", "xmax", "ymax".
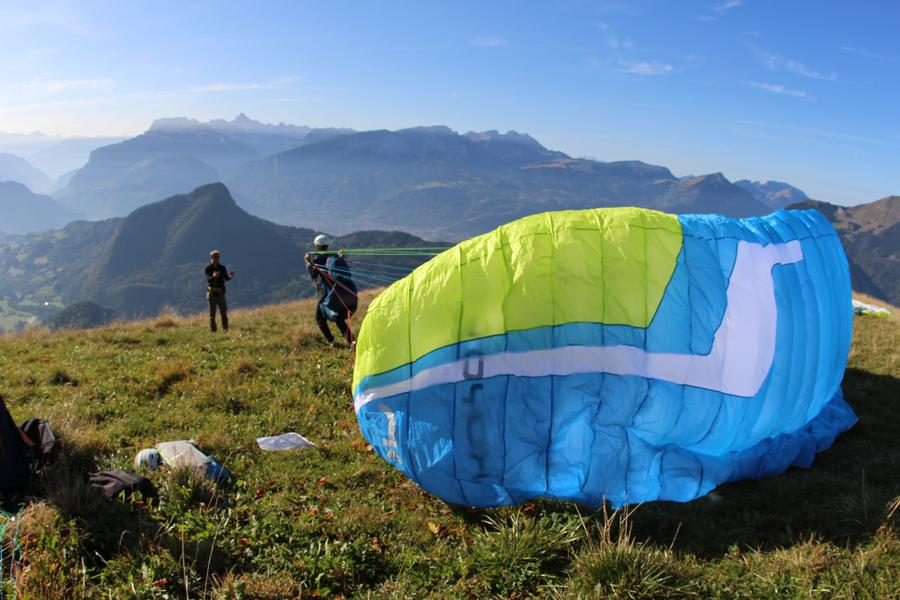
[{"xmin": 305, "ymin": 253, "xmax": 319, "ymax": 280}]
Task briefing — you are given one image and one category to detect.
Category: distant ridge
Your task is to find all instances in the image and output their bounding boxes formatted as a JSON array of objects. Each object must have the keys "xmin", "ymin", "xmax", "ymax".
[
  {"xmin": 55, "ymin": 135, "xmax": 226, "ymax": 218},
  {"xmin": 0, "ymin": 133, "xmax": 126, "ymax": 179},
  {"xmin": 0, "ymin": 152, "xmax": 53, "ymax": 192},
  {"xmin": 228, "ymin": 126, "xmax": 768, "ymax": 239},
  {"xmin": 54, "ymin": 115, "xmax": 353, "ymax": 219},
  {"xmin": 736, "ymin": 179, "xmax": 809, "ymax": 210},
  {"xmin": 46, "ymin": 117, "xmax": 811, "ymax": 239},
  {"xmin": 149, "ymin": 113, "xmax": 354, "ymax": 155},
  {"xmin": 659, "ymin": 173, "xmax": 769, "ymax": 216},
  {"xmin": 0, "ymin": 180, "xmax": 82, "ymax": 234},
  {"xmin": 789, "ymin": 196, "xmax": 900, "ymax": 306}
]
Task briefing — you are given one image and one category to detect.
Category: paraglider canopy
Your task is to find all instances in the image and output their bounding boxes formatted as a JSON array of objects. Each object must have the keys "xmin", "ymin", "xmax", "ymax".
[{"xmin": 353, "ymin": 207, "xmax": 856, "ymax": 508}]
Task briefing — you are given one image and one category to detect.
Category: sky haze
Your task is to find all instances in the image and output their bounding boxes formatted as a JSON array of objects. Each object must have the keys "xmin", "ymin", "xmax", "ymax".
[{"xmin": 1, "ymin": 0, "xmax": 898, "ymax": 204}]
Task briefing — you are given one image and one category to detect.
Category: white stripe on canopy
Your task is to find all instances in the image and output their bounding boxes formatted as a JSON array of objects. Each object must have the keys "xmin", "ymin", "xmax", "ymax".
[{"xmin": 355, "ymin": 240, "xmax": 803, "ymax": 413}]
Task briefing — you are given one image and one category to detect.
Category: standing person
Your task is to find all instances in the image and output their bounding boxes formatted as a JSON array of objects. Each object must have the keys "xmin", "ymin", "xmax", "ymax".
[
  {"xmin": 305, "ymin": 234, "xmax": 355, "ymax": 346},
  {"xmin": 205, "ymin": 250, "xmax": 235, "ymax": 332}
]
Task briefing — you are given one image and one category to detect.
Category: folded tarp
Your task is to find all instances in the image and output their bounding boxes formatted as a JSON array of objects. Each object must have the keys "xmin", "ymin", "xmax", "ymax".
[{"xmin": 256, "ymin": 432, "xmax": 316, "ymax": 451}]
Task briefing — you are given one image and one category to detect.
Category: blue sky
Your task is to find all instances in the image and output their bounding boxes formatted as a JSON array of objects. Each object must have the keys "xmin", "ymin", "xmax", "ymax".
[{"xmin": 0, "ymin": 0, "xmax": 898, "ymax": 204}]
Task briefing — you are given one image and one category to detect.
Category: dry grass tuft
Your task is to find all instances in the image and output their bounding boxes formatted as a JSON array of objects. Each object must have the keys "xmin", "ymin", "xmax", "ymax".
[{"xmin": 151, "ymin": 307, "xmax": 184, "ymax": 329}]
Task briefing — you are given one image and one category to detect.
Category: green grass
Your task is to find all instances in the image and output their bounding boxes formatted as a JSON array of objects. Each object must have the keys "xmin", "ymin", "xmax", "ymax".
[{"xmin": 0, "ymin": 294, "xmax": 897, "ymax": 598}]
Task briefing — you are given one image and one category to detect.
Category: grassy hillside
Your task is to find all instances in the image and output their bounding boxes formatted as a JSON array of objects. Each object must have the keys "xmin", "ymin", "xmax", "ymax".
[{"xmin": 0, "ymin": 293, "xmax": 897, "ymax": 598}]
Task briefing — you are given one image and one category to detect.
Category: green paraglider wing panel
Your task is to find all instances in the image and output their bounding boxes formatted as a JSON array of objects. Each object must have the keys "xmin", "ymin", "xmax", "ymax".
[{"xmin": 354, "ymin": 207, "xmax": 682, "ymax": 390}]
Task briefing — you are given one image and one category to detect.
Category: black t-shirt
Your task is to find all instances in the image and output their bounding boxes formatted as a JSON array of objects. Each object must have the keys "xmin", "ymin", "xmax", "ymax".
[{"xmin": 205, "ymin": 262, "xmax": 231, "ymax": 292}]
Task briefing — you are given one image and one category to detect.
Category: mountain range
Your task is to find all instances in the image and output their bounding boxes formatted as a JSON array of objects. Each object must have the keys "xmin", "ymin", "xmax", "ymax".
[
  {"xmin": 39, "ymin": 116, "xmax": 801, "ymax": 237},
  {"xmin": 788, "ymin": 196, "xmax": 899, "ymax": 306},
  {"xmin": 227, "ymin": 125, "xmax": 777, "ymax": 239},
  {"xmin": 150, "ymin": 113, "xmax": 353, "ymax": 157},
  {"xmin": 54, "ymin": 115, "xmax": 353, "ymax": 219}
]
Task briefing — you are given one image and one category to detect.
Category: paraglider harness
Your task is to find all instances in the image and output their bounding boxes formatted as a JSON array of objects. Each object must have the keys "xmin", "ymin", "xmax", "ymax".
[{"xmin": 309, "ymin": 252, "xmax": 358, "ymax": 336}]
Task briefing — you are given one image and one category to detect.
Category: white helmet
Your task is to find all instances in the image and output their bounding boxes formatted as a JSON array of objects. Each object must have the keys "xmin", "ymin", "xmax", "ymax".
[
  {"xmin": 313, "ymin": 234, "xmax": 331, "ymax": 247},
  {"xmin": 134, "ymin": 448, "xmax": 161, "ymax": 471}
]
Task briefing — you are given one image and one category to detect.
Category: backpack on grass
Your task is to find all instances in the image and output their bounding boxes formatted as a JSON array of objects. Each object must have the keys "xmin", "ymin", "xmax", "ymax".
[
  {"xmin": 89, "ymin": 469, "xmax": 156, "ymax": 500},
  {"xmin": 19, "ymin": 418, "xmax": 59, "ymax": 467}
]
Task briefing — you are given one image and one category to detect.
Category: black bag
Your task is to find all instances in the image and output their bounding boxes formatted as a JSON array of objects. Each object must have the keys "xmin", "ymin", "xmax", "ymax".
[
  {"xmin": 19, "ymin": 418, "xmax": 59, "ymax": 466},
  {"xmin": 0, "ymin": 397, "xmax": 30, "ymax": 494},
  {"xmin": 89, "ymin": 469, "xmax": 156, "ymax": 500}
]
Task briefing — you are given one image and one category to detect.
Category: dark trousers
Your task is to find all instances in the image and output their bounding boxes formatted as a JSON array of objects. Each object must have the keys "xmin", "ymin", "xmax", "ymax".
[
  {"xmin": 208, "ymin": 293, "xmax": 228, "ymax": 331},
  {"xmin": 316, "ymin": 303, "xmax": 350, "ymax": 344}
]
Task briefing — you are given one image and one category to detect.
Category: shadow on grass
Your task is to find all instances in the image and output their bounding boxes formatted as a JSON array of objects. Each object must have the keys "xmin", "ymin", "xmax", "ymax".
[{"xmin": 609, "ymin": 367, "xmax": 900, "ymax": 557}]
